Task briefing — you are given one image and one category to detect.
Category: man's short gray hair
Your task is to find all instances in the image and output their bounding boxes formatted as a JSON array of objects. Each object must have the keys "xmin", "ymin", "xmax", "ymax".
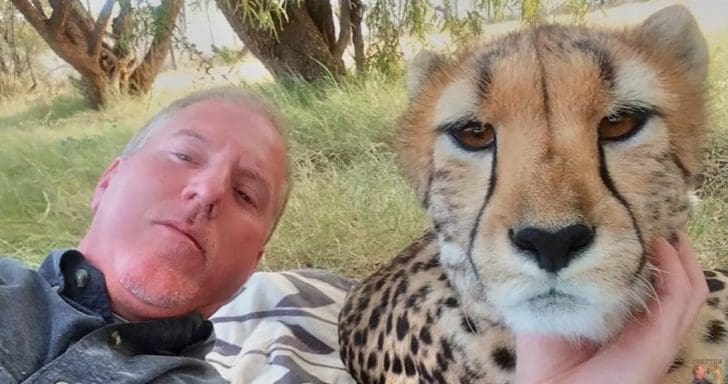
[
  {"xmin": 122, "ymin": 87, "xmax": 291, "ymax": 239},
  {"xmin": 122, "ymin": 86, "xmax": 286, "ymax": 157}
]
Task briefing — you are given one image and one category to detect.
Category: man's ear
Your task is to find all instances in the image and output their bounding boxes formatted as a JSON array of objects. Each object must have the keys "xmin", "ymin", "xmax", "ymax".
[{"xmin": 90, "ymin": 158, "xmax": 122, "ymax": 213}]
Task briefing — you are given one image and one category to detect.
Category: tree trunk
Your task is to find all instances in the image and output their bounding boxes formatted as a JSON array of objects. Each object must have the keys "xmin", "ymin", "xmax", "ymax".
[
  {"xmin": 169, "ymin": 46, "xmax": 177, "ymax": 70},
  {"xmin": 7, "ymin": 5, "xmax": 22, "ymax": 78},
  {"xmin": 127, "ymin": 0, "xmax": 181, "ymax": 94},
  {"xmin": 25, "ymin": 49, "xmax": 37, "ymax": 89},
  {"xmin": 10, "ymin": 0, "xmax": 181, "ymax": 108},
  {"xmin": 216, "ymin": 0, "xmax": 347, "ymax": 82},
  {"xmin": 0, "ymin": 54, "xmax": 7, "ymax": 75},
  {"xmin": 0, "ymin": 38, "xmax": 8, "ymax": 74},
  {"xmin": 82, "ymin": 69, "xmax": 110, "ymax": 107},
  {"xmin": 350, "ymin": 0, "xmax": 365, "ymax": 75}
]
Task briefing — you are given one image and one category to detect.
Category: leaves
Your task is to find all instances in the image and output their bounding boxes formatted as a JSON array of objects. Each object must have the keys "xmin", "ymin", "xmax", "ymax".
[
  {"xmin": 364, "ymin": 0, "xmax": 599, "ymax": 73},
  {"xmin": 0, "ymin": 0, "xmax": 45, "ymax": 96},
  {"xmin": 210, "ymin": 0, "xmax": 290, "ymax": 37}
]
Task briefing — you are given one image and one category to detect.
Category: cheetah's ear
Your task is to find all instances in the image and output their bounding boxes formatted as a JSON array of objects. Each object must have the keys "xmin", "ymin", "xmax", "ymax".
[
  {"xmin": 406, "ymin": 50, "xmax": 446, "ymax": 99},
  {"xmin": 637, "ymin": 5, "xmax": 709, "ymax": 86}
]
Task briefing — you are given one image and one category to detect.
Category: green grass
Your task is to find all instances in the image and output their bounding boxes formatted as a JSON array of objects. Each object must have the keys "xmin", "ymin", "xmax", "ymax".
[
  {"xmin": 1, "ymin": 35, "xmax": 727, "ymax": 277},
  {"xmin": 690, "ymin": 32, "xmax": 728, "ymax": 269},
  {"xmin": 0, "ymin": 76, "xmax": 429, "ymax": 275},
  {"xmin": 252, "ymin": 76, "xmax": 428, "ymax": 276}
]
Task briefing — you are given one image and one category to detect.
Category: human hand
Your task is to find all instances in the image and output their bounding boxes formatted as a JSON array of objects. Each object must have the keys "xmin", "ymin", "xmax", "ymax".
[{"xmin": 514, "ymin": 234, "xmax": 709, "ymax": 384}]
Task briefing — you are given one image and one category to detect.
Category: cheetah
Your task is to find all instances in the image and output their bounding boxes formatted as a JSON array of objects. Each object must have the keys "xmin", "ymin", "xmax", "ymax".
[{"xmin": 338, "ymin": 5, "xmax": 728, "ymax": 384}]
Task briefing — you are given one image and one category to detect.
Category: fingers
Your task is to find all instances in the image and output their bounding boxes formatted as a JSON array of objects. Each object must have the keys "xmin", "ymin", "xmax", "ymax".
[
  {"xmin": 650, "ymin": 236, "xmax": 688, "ymax": 298},
  {"xmin": 516, "ymin": 333, "xmax": 596, "ymax": 367},
  {"xmin": 671, "ymin": 233, "xmax": 709, "ymax": 331},
  {"xmin": 593, "ymin": 235, "xmax": 706, "ymax": 383},
  {"xmin": 515, "ymin": 333, "xmax": 596, "ymax": 383},
  {"xmin": 650, "ymin": 234, "xmax": 707, "ymax": 331},
  {"xmin": 674, "ymin": 232, "xmax": 709, "ymax": 299},
  {"xmin": 648, "ymin": 235, "xmax": 706, "ymax": 334},
  {"xmin": 647, "ymin": 236, "xmax": 692, "ymax": 337}
]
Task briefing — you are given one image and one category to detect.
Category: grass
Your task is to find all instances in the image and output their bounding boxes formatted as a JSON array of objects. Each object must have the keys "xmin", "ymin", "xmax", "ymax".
[
  {"xmin": 691, "ymin": 31, "xmax": 728, "ymax": 269},
  {"xmin": 1, "ymin": 35, "xmax": 727, "ymax": 277},
  {"xmin": 0, "ymin": 76, "xmax": 429, "ymax": 275}
]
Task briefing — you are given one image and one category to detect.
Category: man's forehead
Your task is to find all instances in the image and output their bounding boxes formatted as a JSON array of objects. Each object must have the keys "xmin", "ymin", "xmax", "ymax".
[
  {"xmin": 167, "ymin": 100, "xmax": 279, "ymax": 141},
  {"xmin": 151, "ymin": 97, "xmax": 287, "ymax": 182},
  {"xmin": 163, "ymin": 107, "xmax": 284, "ymax": 177},
  {"xmin": 169, "ymin": 128, "xmax": 208, "ymax": 142}
]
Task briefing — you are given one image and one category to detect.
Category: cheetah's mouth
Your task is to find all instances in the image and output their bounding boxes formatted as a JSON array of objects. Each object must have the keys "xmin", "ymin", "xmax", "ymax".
[
  {"xmin": 526, "ymin": 289, "xmax": 587, "ymax": 312},
  {"xmin": 528, "ymin": 289, "xmax": 576, "ymax": 302}
]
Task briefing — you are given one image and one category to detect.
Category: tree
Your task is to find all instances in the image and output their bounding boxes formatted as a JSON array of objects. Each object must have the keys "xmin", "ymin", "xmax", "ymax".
[
  {"xmin": 0, "ymin": 0, "xmax": 45, "ymax": 95},
  {"xmin": 215, "ymin": 0, "xmax": 364, "ymax": 82},
  {"xmin": 364, "ymin": 0, "xmax": 597, "ymax": 74},
  {"xmin": 215, "ymin": 0, "xmax": 597, "ymax": 82},
  {"xmin": 9, "ymin": 0, "xmax": 182, "ymax": 108}
]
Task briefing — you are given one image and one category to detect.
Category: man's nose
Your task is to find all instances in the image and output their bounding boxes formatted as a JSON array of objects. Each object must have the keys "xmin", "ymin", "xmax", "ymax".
[{"xmin": 181, "ymin": 169, "xmax": 229, "ymax": 219}]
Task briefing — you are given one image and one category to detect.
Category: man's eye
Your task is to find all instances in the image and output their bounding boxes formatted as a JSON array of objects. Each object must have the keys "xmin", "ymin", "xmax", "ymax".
[
  {"xmin": 173, "ymin": 153, "xmax": 192, "ymax": 162},
  {"xmin": 235, "ymin": 189, "xmax": 254, "ymax": 205}
]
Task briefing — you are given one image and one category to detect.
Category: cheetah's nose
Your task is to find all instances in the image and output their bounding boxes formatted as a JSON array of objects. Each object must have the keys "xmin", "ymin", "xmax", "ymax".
[{"xmin": 509, "ymin": 224, "xmax": 595, "ymax": 274}]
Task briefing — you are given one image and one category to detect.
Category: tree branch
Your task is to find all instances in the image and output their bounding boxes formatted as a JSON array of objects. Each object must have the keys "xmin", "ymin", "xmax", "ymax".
[
  {"xmin": 111, "ymin": 0, "xmax": 132, "ymax": 53},
  {"xmin": 304, "ymin": 0, "xmax": 336, "ymax": 51},
  {"xmin": 332, "ymin": 0, "xmax": 351, "ymax": 58},
  {"xmin": 129, "ymin": 0, "xmax": 182, "ymax": 93},
  {"xmin": 89, "ymin": 0, "xmax": 114, "ymax": 56},
  {"xmin": 49, "ymin": 0, "xmax": 72, "ymax": 31},
  {"xmin": 9, "ymin": 0, "xmax": 50, "ymax": 38},
  {"xmin": 30, "ymin": 0, "xmax": 47, "ymax": 19},
  {"xmin": 70, "ymin": 0, "xmax": 96, "ymax": 36},
  {"xmin": 350, "ymin": 0, "xmax": 364, "ymax": 74}
]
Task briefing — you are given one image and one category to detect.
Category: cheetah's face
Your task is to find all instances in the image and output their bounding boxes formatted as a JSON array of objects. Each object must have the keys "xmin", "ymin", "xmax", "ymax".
[{"xmin": 399, "ymin": 6, "xmax": 708, "ymax": 341}]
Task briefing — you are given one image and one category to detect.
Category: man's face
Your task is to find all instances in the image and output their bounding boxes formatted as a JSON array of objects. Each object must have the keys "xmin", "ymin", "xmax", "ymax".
[
  {"xmin": 696, "ymin": 366, "xmax": 706, "ymax": 379},
  {"xmin": 82, "ymin": 100, "xmax": 287, "ymax": 320}
]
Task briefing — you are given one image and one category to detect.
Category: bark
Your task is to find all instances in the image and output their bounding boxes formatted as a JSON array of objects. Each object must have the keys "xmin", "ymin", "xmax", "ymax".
[
  {"xmin": 89, "ymin": 0, "xmax": 113, "ymax": 56},
  {"xmin": 169, "ymin": 45, "xmax": 176, "ymax": 70},
  {"xmin": 127, "ymin": 0, "xmax": 182, "ymax": 94},
  {"xmin": 25, "ymin": 49, "xmax": 37, "ymax": 88},
  {"xmin": 0, "ymin": 4, "xmax": 38, "ymax": 88},
  {"xmin": 332, "ymin": 0, "xmax": 351, "ymax": 58},
  {"xmin": 305, "ymin": 0, "xmax": 336, "ymax": 51},
  {"xmin": 216, "ymin": 0, "xmax": 348, "ymax": 82},
  {"xmin": 0, "ymin": 44, "xmax": 8, "ymax": 74},
  {"xmin": 350, "ymin": 0, "xmax": 365, "ymax": 74},
  {"xmin": 84, "ymin": 69, "xmax": 110, "ymax": 107},
  {"xmin": 8, "ymin": 6, "xmax": 22, "ymax": 78},
  {"xmin": 10, "ymin": 0, "xmax": 181, "ymax": 108}
]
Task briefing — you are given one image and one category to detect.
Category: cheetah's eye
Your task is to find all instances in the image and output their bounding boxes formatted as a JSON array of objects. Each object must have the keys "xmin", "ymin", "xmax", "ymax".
[
  {"xmin": 598, "ymin": 109, "xmax": 652, "ymax": 142},
  {"xmin": 448, "ymin": 121, "xmax": 496, "ymax": 151}
]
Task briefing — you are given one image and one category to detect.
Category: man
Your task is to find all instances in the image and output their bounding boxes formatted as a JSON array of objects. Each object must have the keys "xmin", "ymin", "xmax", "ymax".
[
  {"xmin": 0, "ymin": 87, "xmax": 289, "ymax": 383},
  {"xmin": 692, "ymin": 365, "xmax": 714, "ymax": 384}
]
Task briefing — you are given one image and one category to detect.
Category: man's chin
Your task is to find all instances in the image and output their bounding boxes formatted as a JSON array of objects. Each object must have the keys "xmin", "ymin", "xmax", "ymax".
[{"xmin": 111, "ymin": 266, "xmax": 202, "ymax": 319}]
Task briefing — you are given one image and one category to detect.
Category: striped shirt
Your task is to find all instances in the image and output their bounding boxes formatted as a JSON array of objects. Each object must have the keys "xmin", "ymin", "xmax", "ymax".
[{"xmin": 207, "ymin": 270, "xmax": 358, "ymax": 384}]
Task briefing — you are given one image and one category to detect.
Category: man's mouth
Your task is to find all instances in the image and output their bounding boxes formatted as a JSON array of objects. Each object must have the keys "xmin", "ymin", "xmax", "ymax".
[{"xmin": 156, "ymin": 221, "xmax": 205, "ymax": 253}]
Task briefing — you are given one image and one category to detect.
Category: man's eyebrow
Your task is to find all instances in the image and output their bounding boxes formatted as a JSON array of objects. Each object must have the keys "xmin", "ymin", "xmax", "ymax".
[
  {"xmin": 172, "ymin": 129, "xmax": 208, "ymax": 144},
  {"xmin": 237, "ymin": 168, "xmax": 271, "ymax": 198}
]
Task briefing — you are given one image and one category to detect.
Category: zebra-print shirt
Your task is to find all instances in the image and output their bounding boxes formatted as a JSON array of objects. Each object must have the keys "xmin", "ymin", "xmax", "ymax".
[{"xmin": 206, "ymin": 270, "xmax": 357, "ymax": 384}]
